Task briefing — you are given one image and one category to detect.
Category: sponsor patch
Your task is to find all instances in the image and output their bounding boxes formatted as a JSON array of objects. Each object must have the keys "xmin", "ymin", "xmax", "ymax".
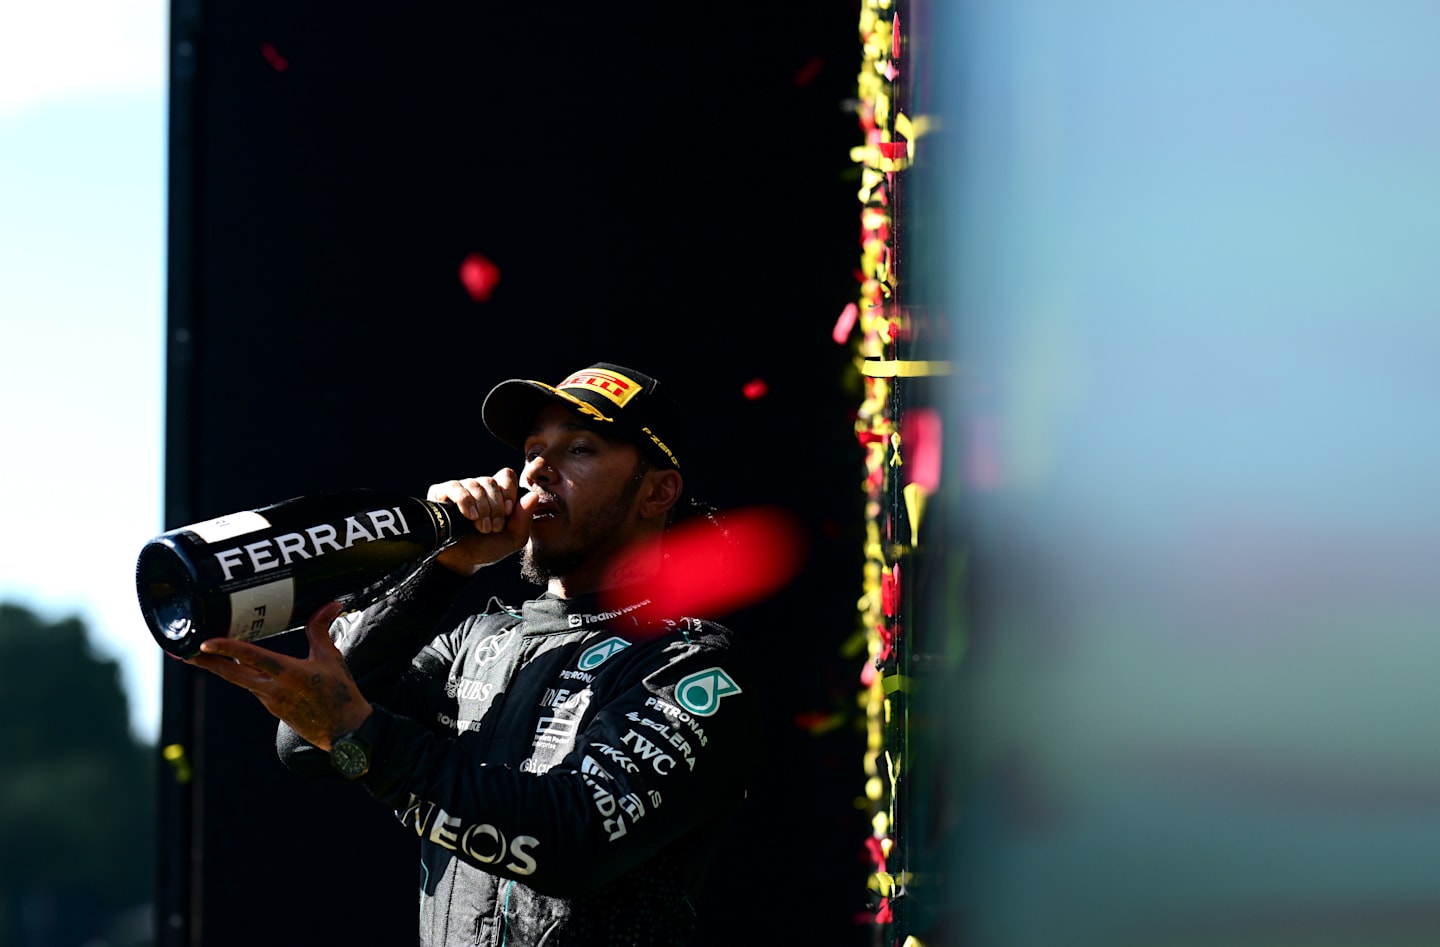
[
  {"xmin": 675, "ymin": 667, "xmax": 741, "ymax": 716},
  {"xmin": 578, "ymin": 636, "xmax": 630, "ymax": 671},
  {"xmin": 558, "ymin": 367, "xmax": 642, "ymax": 408}
]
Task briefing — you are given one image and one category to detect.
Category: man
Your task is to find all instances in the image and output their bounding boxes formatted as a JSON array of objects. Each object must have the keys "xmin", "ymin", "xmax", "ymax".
[{"xmin": 188, "ymin": 362, "xmax": 760, "ymax": 947}]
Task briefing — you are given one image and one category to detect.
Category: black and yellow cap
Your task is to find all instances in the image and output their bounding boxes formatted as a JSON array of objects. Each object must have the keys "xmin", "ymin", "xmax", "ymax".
[{"xmin": 481, "ymin": 362, "xmax": 688, "ymax": 471}]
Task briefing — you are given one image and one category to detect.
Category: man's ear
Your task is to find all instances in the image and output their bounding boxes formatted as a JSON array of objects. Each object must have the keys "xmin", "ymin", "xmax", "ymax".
[{"xmin": 639, "ymin": 469, "xmax": 683, "ymax": 521}]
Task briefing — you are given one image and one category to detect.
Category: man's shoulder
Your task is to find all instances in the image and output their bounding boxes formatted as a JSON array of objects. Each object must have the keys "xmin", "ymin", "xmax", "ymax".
[{"xmin": 685, "ymin": 617, "xmax": 741, "ymax": 650}]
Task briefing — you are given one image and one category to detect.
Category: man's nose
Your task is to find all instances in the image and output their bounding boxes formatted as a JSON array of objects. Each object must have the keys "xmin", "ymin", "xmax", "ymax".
[{"xmin": 523, "ymin": 454, "xmax": 554, "ymax": 489}]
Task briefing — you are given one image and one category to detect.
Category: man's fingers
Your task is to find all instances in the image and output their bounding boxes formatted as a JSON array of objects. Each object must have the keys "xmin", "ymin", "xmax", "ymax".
[
  {"xmin": 426, "ymin": 471, "xmax": 519, "ymax": 533},
  {"xmin": 505, "ymin": 490, "xmax": 538, "ymax": 543},
  {"xmin": 186, "ymin": 651, "xmax": 280, "ymax": 690},
  {"xmin": 494, "ymin": 469, "xmax": 520, "ymax": 513},
  {"xmin": 305, "ymin": 601, "xmax": 345, "ymax": 657}
]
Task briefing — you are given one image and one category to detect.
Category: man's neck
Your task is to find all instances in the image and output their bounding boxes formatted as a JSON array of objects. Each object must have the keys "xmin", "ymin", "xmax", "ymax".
[{"xmin": 547, "ymin": 538, "xmax": 663, "ymax": 600}]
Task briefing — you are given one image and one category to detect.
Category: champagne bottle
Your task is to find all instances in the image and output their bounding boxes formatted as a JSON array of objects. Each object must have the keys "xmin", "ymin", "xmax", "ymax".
[{"xmin": 136, "ymin": 488, "xmax": 475, "ymax": 659}]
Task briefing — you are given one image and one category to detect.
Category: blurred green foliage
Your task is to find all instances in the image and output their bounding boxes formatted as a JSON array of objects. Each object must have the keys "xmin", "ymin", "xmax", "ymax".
[{"xmin": 0, "ymin": 602, "xmax": 155, "ymax": 946}]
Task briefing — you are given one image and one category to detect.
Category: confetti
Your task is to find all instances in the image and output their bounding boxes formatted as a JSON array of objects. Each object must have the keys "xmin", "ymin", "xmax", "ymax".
[
  {"xmin": 600, "ymin": 507, "xmax": 807, "ymax": 620},
  {"xmin": 833, "ymin": 302, "xmax": 859, "ymax": 344},
  {"xmin": 794, "ymin": 55, "xmax": 824, "ymax": 87},
  {"xmin": 899, "ymin": 408, "xmax": 941, "ymax": 492},
  {"xmin": 260, "ymin": 42, "xmax": 289, "ymax": 73},
  {"xmin": 458, "ymin": 252, "xmax": 501, "ymax": 302}
]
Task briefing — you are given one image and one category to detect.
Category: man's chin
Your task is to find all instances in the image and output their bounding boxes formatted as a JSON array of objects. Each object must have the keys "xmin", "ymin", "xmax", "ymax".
[{"xmin": 520, "ymin": 541, "xmax": 580, "ymax": 587}]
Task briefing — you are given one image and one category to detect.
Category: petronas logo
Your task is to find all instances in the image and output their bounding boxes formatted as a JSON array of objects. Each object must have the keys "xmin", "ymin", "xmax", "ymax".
[
  {"xmin": 578, "ymin": 637, "xmax": 631, "ymax": 671},
  {"xmin": 675, "ymin": 668, "xmax": 741, "ymax": 717}
]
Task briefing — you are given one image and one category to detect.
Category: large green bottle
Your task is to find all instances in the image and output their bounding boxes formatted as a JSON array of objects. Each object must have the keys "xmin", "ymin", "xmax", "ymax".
[{"xmin": 136, "ymin": 489, "xmax": 473, "ymax": 658}]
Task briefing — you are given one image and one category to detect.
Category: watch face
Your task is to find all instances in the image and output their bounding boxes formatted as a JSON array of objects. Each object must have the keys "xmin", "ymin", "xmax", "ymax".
[{"xmin": 332, "ymin": 739, "xmax": 369, "ymax": 777}]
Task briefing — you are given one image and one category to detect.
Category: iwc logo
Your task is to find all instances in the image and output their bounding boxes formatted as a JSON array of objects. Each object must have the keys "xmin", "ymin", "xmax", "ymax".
[
  {"xmin": 578, "ymin": 637, "xmax": 631, "ymax": 671},
  {"xmin": 674, "ymin": 667, "xmax": 741, "ymax": 716}
]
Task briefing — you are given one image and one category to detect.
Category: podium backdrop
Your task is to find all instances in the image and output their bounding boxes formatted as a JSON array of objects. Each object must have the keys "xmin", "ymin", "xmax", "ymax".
[{"xmin": 159, "ymin": 2, "xmax": 868, "ymax": 944}]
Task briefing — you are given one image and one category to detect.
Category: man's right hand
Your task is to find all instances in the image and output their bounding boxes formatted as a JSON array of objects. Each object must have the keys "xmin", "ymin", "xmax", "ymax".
[{"xmin": 427, "ymin": 471, "xmax": 537, "ymax": 575}]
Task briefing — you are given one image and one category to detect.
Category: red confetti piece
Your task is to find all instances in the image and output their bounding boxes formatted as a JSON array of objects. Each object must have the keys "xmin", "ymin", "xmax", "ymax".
[
  {"xmin": 893, "ymin": 14, "xmax": 901, "ymax": 61},
  {"xmin": 875, "ymin": 899, "xmax": 893, "ymax": 924},
  {"xmin": 876, "ymin": 623, "xmax": 895, "ymax": 662},
  {"xmin": 458, "ymin": 252, "xmax": 501, "ymax": 302},
  {"xmin": 260, "ymin": 42, "xmax": 289, "ymax": 72},
  {"xmin": 900, "ymin": 408, "xmax": 942, "ymax": 492},
  {"xmin": 878, "ymin": 141, "xmax": 907, "ymax": 159},
  {"xmin": 742, "ymin": 377, "xmax": 769, "ymax": 400},
  {"xmin": 599, "ymin": 506, "xmax": 807, "ymax": 620},
  {"xmin": 793, "ymin": 711, "xmax": 844, "ymax": 735},
  {"xmin": 864, "ymin": 835, "xmax": 887, "ymax": 870},
  {"xmin": 833, "ymin": 302, "xmax": 859, "ymax": 343},
  {"xmin": 794, "ymin": 55, "xmax": 824, "ymax": 87}
]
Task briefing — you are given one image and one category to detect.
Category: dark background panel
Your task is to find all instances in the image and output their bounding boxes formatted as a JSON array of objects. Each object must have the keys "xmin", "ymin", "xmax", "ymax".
[{"xmin": 162, "ymin": 2, "xmax": 872, "ymax": 945}]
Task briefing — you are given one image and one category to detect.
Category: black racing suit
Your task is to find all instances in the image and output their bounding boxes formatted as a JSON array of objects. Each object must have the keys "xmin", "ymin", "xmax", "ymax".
[{"xmin": 277, "ymin": 565, "xmax": 761, "ymax": 947}]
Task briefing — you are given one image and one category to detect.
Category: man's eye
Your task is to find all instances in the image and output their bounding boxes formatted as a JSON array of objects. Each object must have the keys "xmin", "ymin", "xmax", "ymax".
[{"xmin": 569, "ymin": 443, "xmax": 594, "ymax": 455}]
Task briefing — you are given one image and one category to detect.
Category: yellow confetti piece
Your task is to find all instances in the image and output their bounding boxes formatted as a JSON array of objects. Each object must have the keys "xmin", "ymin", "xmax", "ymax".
[
  {"xmin": 861, "ymin": 359, "xmax": 952, "ymax": 377},
  {"xmin": 896, "ymin": 112, "xmax": 934, "ymax": 140},
  {"xmin": 882, "ymin": 674, "xmax": 912, "ymax": 695},
  {"xmin": 866, "ymin": 775, "xmax": 884, "ymax": 801},
  {"xmin": 868, "ymin": 871, "xmax": 897, "ymax": 896},
  {"xmin": 163, "ymin": 743, "xmax": 193, "ymax": 784},
  {"xmin": 904, "ymin": 482, "xmax": 928, "ymax": 544},
  {"xmin": 872, "ymin": 810, "xmax": 890, "ymax": 837},
  {"xmin": 850, "ymin": 144, "xmax": 880, "ymax": 166}
]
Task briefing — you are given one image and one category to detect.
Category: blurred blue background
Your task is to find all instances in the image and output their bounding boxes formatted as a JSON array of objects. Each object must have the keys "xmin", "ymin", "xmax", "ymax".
[
  {"xmin": 0, "ymin": 1, "xmax": 166, "ymax": 744},
  {"xmin": 925, "ymin": 2, "xmax": 1440, "ymax": 945}
]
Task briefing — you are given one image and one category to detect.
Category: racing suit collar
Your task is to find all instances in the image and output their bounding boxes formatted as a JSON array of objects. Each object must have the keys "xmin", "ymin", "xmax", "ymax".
[{"xmin": 519, "ymin": 587, "xmax": 662, "ymax": 636}]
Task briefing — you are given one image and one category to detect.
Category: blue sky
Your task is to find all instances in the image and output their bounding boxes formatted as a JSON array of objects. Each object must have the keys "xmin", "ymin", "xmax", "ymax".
[{"xmin": 0, "ymin": 0, "xmax": 168, "ymax": 741}]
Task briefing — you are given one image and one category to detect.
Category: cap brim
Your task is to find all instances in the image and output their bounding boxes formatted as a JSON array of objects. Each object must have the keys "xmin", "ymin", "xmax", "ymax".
[
  {"xmin": 481, "ymin": 380, "xmax": 566, "ymax": 452},
  {"xmin": 481, "ymin": 379, "xmax": 620, "ymax": 452}
]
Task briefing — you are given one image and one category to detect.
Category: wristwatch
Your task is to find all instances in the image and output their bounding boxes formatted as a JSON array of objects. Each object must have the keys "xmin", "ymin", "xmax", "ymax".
[{"xmin": 331, "ymin": 718, "xmax": 376, "ymax": 779}]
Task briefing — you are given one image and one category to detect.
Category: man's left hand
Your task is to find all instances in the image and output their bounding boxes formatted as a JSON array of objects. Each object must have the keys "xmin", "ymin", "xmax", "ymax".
[{"xmin": 185, "ymin": 601, "xmax": 372, "ymax": 751}]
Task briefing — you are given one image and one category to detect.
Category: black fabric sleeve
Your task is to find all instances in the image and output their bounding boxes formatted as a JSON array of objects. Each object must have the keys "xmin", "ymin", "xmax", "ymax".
[{"xmin": 274, "ymin": 562, "xmax": 476, "ymax": 773}]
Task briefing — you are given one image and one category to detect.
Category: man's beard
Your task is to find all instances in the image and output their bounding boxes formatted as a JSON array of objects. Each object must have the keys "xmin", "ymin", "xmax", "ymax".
[{"xmin": 519, "ymin": 463, "xmax": 648, "ymax": 587}]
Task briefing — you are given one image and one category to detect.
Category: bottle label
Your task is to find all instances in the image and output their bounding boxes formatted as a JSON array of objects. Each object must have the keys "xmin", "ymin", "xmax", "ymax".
[
  {"xmin": 423, "ymin": 500, "xmax": 454, "ymax": 543},
  {"xmin": 210, "ymin": 505, "xmax": 419, "ymax": 584},
  {"xmin": 228, "ymin": 578, "xmax": 296, "ymax": 641},
  {"xmin": 186, "ymin": 510, "xmax": 272, "ymax": 544}
]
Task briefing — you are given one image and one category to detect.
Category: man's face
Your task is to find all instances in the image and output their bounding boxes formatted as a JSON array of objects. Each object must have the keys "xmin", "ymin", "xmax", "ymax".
[{"xmin": 518, "ymin": 403, "xmax": 649, "ymax": 586}]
